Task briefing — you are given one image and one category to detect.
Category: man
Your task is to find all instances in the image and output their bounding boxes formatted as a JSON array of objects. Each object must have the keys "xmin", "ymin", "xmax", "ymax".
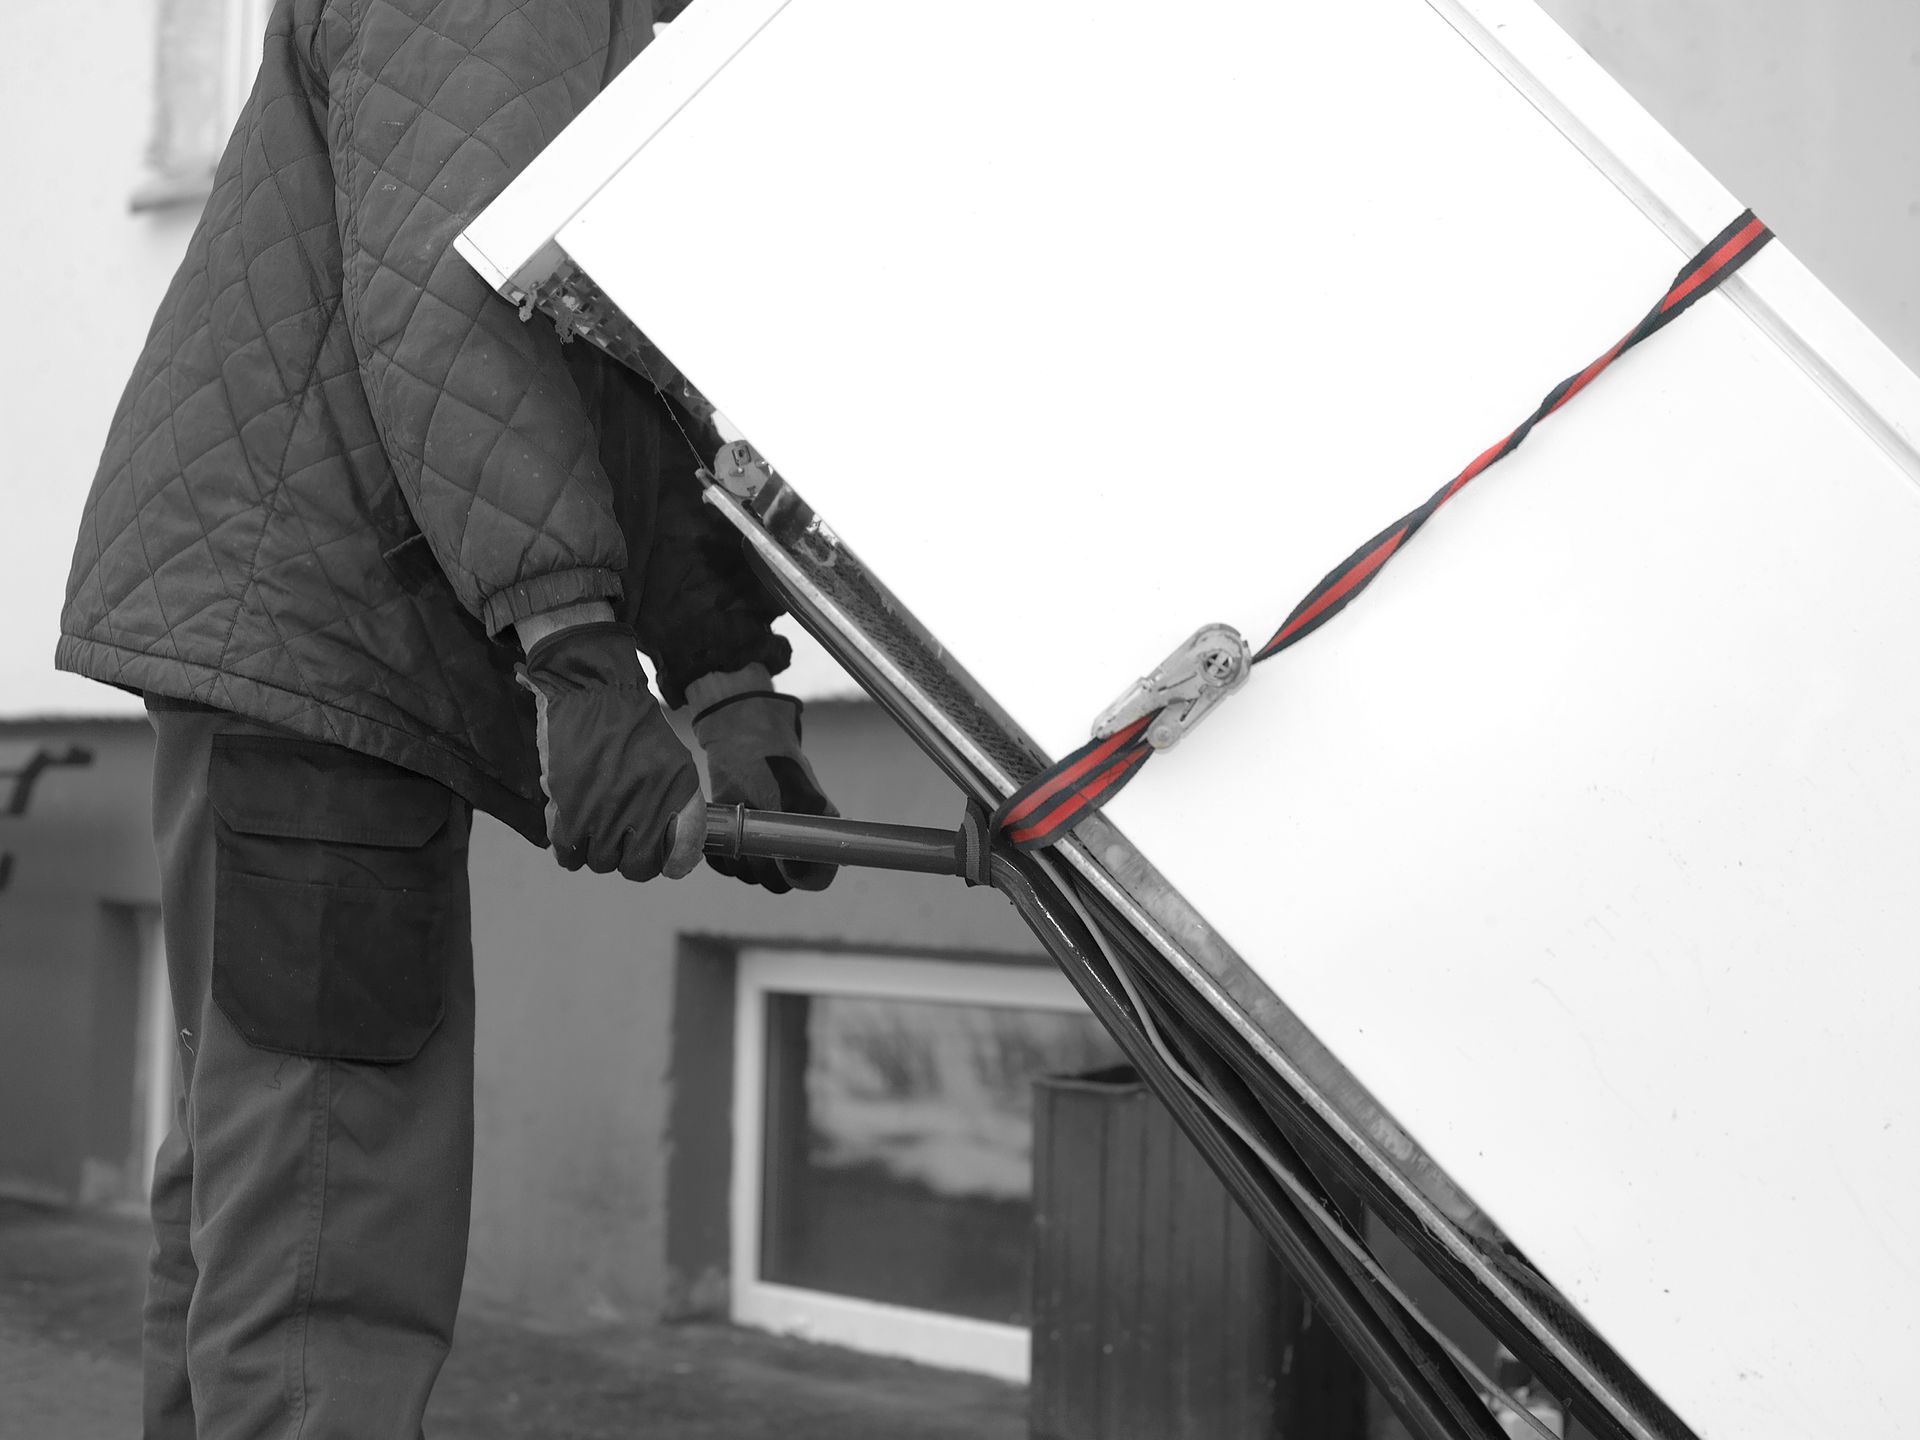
[{"xmin": 56, "ymin": 2, "xmax": 830, "ymax": 1435}]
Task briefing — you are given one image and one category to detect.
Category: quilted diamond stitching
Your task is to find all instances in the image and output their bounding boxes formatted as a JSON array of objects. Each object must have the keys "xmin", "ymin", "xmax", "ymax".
[{"xmin": 58, "ymin": 0, "xmax": 793, "ymax": 831}]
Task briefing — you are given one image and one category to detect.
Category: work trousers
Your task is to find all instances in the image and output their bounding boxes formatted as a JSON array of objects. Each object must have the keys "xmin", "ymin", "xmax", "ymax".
[{"xmin": 144, "ymin": 702, "xmax": 476, "ymax": 1440}]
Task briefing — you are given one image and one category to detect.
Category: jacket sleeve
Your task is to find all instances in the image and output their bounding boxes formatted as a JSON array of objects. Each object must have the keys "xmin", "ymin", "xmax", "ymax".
[
  {"xmin": 569, "ymin": 347, "xmax": 793, "ymax": 706},
  {"xmin": 632, "ymin": 404, "xmax": 793, "ymax": 707},
  {"xmin": 319, "ymin": 0, "xmax": 636, "ymax": 636}
]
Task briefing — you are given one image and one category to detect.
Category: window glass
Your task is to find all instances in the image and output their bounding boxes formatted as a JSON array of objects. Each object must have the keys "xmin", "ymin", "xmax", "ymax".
[
  {"xmin": 147, "ymin": 0, "xmax": 271, "ymax": 181},
  {"xmin": 758, "ymin": 990, "xmax": 1124, "ymax": 1324}
]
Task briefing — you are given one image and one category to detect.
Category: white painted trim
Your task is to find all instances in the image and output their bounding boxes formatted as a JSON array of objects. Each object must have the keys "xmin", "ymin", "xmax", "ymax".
[
  {"xmin": 729, "ymin": 949, "xmax": 1088, "ymax": 1383},
  {"xmin": 733, "ymin": 1281, "xmax": 1031, "ymax": 1384},
  {"xmin": 133, "ymin": 907, "xmax": 175, "ymax": 1204}
]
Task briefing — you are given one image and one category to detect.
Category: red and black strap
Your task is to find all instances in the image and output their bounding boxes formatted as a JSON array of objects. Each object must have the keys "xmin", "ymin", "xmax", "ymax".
[
  {"xmin": 999, "ymin": 713, "xmax": 1158, "ymax": 848},
  {"xmin": 998, "ymin": 210, "xmax": 1773, "ymax": 851}
]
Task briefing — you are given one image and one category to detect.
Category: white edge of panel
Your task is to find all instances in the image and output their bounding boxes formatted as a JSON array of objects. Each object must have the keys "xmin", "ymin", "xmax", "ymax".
[
  {"xmin": 454, "ymin": 0, "xmax": 795, "ymax": 296},
  {"xmin": 1437, "ymin": 0, "xmax": 1920, "ymax": 484}
]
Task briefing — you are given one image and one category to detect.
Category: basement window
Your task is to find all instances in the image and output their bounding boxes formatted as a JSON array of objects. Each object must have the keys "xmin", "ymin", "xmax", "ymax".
[{"xmin": 731, "ymin": 950, "xmax": 1124, "ymax": 1382}]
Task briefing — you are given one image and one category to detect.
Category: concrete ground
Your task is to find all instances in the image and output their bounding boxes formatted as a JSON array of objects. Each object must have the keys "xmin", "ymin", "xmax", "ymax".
[{"xmin": 0, "ymin": 1198, "xmax": 1028, "ymax": 1439}]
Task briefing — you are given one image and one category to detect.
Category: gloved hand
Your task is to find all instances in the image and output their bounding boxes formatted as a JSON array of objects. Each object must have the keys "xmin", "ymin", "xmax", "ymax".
[
  {"xmin": 689, "ymin": 664, "xmax": 838, "ymax": 894},
  {"xmin": 516, "ymin": 621, "xmax": 706, "ymax": 881}
]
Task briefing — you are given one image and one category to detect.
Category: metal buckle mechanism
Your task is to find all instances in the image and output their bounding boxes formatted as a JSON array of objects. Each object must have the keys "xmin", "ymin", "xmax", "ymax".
[
  {"xmin": 705, "ymin": 440, "xmax": 774, "ymax": 501},
  {"xmin": 1092, "ymin": 624, "xmax": 1251, "ymax": 751}
]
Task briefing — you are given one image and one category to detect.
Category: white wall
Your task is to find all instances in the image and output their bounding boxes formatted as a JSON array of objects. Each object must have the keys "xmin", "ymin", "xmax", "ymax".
[
  {"xmin": 0, "ymin": 0, "xmax": 198, "ymax": 718},
  {"xmin": 1537, "ymin": 0, "xmax": 1920, "ymax": 370}
]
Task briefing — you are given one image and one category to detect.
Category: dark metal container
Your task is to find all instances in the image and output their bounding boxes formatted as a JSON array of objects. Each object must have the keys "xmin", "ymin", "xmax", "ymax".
[{"xmin": 1030, "ymin": 1066, "xmax": 1366, "ymax": 1440}]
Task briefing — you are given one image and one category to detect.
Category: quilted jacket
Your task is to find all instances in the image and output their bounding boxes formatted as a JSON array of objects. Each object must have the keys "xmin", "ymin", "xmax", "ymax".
[{"xmin": 57, "ymin": 0, "xmax": 787, "ymax": 843}]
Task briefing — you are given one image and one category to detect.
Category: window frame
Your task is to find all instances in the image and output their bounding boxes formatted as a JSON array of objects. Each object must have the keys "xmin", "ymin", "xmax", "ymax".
[
  {"xmin": 134, "ymin": 0, "xmax": 275, "ymax": 211},
  {"xmin": 728, "ymin": 949, "xmax": 1095, "ymax": 1383}
]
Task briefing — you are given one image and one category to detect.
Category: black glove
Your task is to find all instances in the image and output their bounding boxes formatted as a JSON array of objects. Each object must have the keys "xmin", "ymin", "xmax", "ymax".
[
  {"xmin": 691, "ymin": 678, "xmax": 837, "ymax": 894},
  {"xmin": 517, "ymin": 622, "xmax": 706, "ymax": 881}
]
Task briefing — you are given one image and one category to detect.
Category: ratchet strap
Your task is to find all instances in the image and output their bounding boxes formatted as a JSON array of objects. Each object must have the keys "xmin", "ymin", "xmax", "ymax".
[{"xmin": 999, "ymin": 210, "xmax": 1774, "ymax": 850}]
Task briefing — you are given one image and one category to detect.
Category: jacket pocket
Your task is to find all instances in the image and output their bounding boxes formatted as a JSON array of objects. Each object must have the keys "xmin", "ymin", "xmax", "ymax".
[{"xmin": 209, "ymin": 733, "xmax": 462, "ymax": 1064}]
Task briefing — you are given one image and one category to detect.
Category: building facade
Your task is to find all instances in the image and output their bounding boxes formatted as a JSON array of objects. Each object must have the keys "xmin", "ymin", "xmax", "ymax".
[{"xmin": 3, "ymin": 0, "xmax": 1918, "ymax": 1404}]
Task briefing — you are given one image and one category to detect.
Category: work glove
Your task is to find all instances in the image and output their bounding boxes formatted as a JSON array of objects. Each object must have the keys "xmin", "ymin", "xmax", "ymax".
[
  {"xmin": 689, "ymin": 664, "xmax": 838, "ymax": 894},
  {"xmin": 517, "ymin": 622, "xmax": 706, "ymax": 881}
]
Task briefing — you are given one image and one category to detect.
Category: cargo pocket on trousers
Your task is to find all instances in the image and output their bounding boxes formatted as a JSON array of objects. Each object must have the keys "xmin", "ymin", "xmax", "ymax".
[{"xmin": 209, "ymin": 732, "xmax": 461, "ymax": 1064}]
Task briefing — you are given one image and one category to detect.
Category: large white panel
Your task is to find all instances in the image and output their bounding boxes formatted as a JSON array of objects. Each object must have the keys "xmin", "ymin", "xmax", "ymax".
[{"xmin": 470, "ymin": 2, "xmax": 1920, "ymax": 1434}]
